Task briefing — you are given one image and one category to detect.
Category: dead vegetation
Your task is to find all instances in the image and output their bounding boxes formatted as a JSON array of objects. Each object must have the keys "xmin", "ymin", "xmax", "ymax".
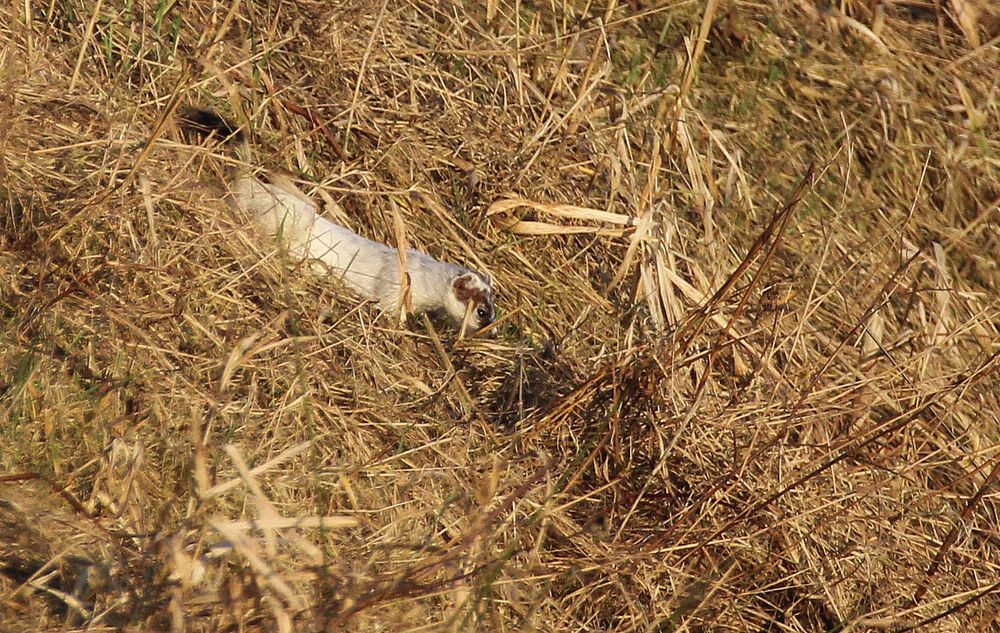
[{"xmin": 1, "ymin": 0, "xmax": 999, "ymax": 630}]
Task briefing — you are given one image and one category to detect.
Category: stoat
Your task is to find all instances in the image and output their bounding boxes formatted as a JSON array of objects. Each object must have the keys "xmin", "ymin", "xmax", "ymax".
[{"xmin": 179, "ymin": 108, "xmax": 495, "ymax": 333}]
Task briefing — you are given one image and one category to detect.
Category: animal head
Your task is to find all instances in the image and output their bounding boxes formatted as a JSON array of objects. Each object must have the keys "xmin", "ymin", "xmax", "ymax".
[{"xmin": 445, "ymin": 271, "xmax": 495, "ymax": 333}]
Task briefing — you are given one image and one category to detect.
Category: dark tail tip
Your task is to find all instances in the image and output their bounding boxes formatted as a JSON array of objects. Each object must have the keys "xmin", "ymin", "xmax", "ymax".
[{"xmin": 177, "ymin": 107, "xmax": 244, "ymax": 144}]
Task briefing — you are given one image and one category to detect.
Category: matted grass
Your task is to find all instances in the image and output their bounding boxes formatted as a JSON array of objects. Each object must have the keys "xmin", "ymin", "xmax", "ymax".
[{"xmin": 1, "ymin": 0, "xmax": 998, "ymax": 631}]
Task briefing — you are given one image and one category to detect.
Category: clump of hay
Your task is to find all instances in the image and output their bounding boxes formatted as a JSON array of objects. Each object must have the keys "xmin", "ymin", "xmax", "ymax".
[{"xmin": 1, "ymin": 0, "xmax": 998, "ymax": 630}]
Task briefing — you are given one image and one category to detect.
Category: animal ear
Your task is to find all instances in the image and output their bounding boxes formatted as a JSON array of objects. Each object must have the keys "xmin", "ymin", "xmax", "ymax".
[{"xmin": 452, "ymin": 272, "xmax": 484, "ymax": 305}]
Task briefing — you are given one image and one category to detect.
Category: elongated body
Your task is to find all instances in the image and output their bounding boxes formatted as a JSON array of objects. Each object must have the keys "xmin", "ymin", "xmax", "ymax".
[{"xmin": 180, "ymin": 108, "xmax": 495, "ymax": 332}]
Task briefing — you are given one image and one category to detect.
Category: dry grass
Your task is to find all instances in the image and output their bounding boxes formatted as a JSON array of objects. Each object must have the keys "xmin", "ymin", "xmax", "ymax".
[{"xmin": 1, "ymin": 0, "xmax": 999, "ymax": 631}]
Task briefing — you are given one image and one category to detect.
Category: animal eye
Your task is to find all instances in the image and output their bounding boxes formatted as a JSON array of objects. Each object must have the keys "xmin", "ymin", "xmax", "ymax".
[{"xmin": 476, "ymin": 307, "xmax": 488, "ymax": 319}]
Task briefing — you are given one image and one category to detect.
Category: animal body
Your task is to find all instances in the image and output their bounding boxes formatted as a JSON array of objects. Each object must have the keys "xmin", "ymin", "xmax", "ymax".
[{"xmin": 179, "ymin": 108, "xmax": 495, "ymax": 333}]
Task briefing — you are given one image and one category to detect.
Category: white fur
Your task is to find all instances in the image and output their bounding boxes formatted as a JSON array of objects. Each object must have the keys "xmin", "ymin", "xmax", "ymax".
[{"xmin": 230, "ymin": 175, "xmax": 493, "ymax": 331}]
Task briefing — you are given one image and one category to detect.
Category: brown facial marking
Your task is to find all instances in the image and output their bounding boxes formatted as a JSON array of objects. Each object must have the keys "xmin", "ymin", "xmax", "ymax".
[{"xmin": 453, "ymin": 275, "xmax": 486, "ymax": 307}]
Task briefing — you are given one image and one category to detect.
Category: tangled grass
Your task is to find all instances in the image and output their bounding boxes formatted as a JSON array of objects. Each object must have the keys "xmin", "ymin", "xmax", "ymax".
[{"xmin": 1, "ymin": 0, "xmax": 999, "ymax": 630}]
